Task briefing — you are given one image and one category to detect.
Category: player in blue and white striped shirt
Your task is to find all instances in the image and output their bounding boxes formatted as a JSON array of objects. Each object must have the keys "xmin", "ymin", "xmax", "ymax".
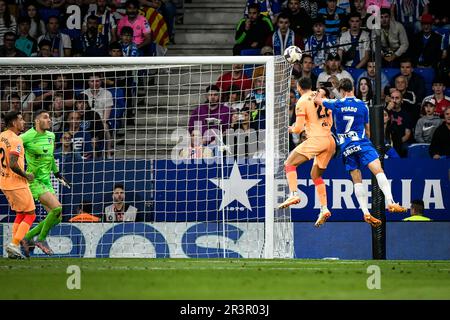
[{"xmin": 315, "ymin": 78, "xmax": 406, "ymax": 227}]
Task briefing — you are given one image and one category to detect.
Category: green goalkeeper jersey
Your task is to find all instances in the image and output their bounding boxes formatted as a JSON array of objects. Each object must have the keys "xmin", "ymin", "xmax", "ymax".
[{"xmin": 20, "ymin": 128, "xmax": 58, "ymax": 182}]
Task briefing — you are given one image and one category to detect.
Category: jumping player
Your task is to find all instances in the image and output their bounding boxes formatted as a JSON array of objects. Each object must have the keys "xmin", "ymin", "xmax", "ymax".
[
  {"xmin": 20, "ymin": 110, "xmax": 71, "ymax": 256},
  {"xmin": 0, "ymin": 111, "xmax": 36, "ymax": 259},
  {"xmin": 314, "ymin": 78, "xmax": 406, "ymax": 227},
  {"xmin": 279, "ymin": 77, "xmax": 336, "ymax": 227}
]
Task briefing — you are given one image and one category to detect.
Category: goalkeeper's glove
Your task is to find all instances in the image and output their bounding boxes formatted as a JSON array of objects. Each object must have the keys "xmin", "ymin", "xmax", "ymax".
[{"xmin": 54, "ymin": 172, "xmax": 71, "ymax": 189}]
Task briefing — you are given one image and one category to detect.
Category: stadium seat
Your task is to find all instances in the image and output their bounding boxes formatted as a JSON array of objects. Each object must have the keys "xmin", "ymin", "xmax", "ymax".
[
  {"xmin": 346, "ymin": 67, "xmax": 364, "ymax": 82},
  {"xmin": 382, "ymin": 68, "xmax": 398, "ymax": 83},
  {"xmin": 407, "ymin": 143, "xmax": 431, "ymax": 158},
  {"xmin": 415, "ymin": 68, "xmax": 435, "ymax": 96},
  {"xmin": 240, "ymin": 49, "xmax": 262, "ymax": 56},
  {"xmin": 445, "ymin": 88, "xmax": 450, "ymax": 97}
]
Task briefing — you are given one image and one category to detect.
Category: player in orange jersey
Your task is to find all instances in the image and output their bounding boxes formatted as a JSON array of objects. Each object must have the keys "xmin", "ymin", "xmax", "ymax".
[
  {"xmin": 279, "ymin": 77, "xmax": 336, "ymax": 227},
  {"xmin": 0, "ymin": 111, "xmax": 36, "ymax": 259}
]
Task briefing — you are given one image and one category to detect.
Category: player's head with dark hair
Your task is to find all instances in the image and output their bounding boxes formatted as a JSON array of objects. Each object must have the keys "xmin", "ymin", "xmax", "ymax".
[
  {"xmin": 112, "ymin": 183, "xmax": 126, "ymax": 204},
  {"xmin": 34, "ymin": 109, "xmax": 52, "ymax": 131},
  {"xmin": 3, "ymin": 110, "xmax": 23, "ymax": 129},
  {"xmin": 410, "ymin": 199, "xmax": 425, "ymax": 215},
  {"xmin": 338, "ymin": 78, "xmax": 354, "ymax": 93},
  {"xmin": 297, "ymin": 77, "xmax": 312, "ymax": 91}
]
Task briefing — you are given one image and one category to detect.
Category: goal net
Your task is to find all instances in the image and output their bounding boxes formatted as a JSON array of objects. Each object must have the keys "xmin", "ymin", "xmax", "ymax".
[{"xmin": 0, "ymin": 56, "xmax": 293, "ymax": 259}]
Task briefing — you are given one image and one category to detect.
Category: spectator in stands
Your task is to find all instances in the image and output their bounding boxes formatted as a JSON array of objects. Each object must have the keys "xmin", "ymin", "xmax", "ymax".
[
  {"xmin": 7, "ymin": 93, "xmax": 21, "ymax": 112},
  {"xmin": 260, "ymin": 45, "xmax": 273, "ymax": 55},
  {"xmin": 391, "ymin": 57, "xmax": 427, "ymax": 104},
  {"xmin": 429, "ymin": 107, "xmax": 450, "ymax": 159},
  {"xmin": 391, "ymin": 0, "xmax": 430, "ymax": 38},
  {"xmin": 266, "ymin": 13, "xmax": 304, "ymax": 55},
  {"xmin": 188, "ymin": 85, "xmax": 232, "ymax": 144},
  {"xmin": 64, "ymin": 110, "xmax": 93, "ymax": 160},
  {"xmin": 25, "ymin": 3, "xmax": 46, "ymax": 40},
  {"xmin": 119, "ymin": 26, "xmax": 140, "ymax": 56},
  {"xmin": 139, "ymin": 0, "xmax": 171, "ymax": 54},
  {"xmin": 403, "ymin": 199, "xmax": 431, "ymax": 221},
  {"xmin": 422, "ymin": 77, "xmax": 450, "ymax": 118},
  {"xmin": 244, "ymin": 0, "xmax": 282, "ymax": 23},
  {"xmin": 282, "ymin": 0, "xmax": 312, "ymax": 38},
  {"xmin": 304, "ymin": 17, "xmax": 336, "ymax": 68},
  {"xmin": 317, "ymin": 0, "xmax": 347, "ymax": 41},
  {"xmin": 247, "ymin": 75, "xmax": 266, "ymax": 112},
  {"xmin": 356, "ymin": 59, "xmax": 390, "ymax": 97},
  {"xmin": 0, "ymin": 0, "xmax": 16, "ymax": 47},
  {"xmin": 104, "ymin": 183, "xmax": 139, "ymax": 222},
  {"xmin": 140, "ymin": 0, "xmax": 177, "ymax": 45},
  {"xmin": 15, "ymin": 16, "xmax": 37, "ymax": 57},
  {"xmin": 75, "ymin": 93, "xmax": 106, "ymax": 160},
  {"xmin": 414, "ymin": 98, "xmax": 443, "ymax": 143},
  {"xmin": 379, "ymin": 8, "xmax": 409, "ymax": 67},
  {"xmin": 52, "ymin": 74, "xmax": 75, "ymax": 110},
  {"xmin": 228, "ymin": 104, "xmax": 255, "ymax": 159},
  {"xmin": 31, "ymin": 75, "xmax": 53, "ymax": 110},
  {"xmin": 351, "ymin": 0, "xmax": 370, "ymax": 31},
  {"xmin": 356, "ymin": 77, "xmax": 374, "ymax": 106},
  {"xmin": 316, "ymin": 52, "xmax": 354, "ymax": 92},
  {"xmin": 82, "ymin": 73, "xmax": 113, "ymax": 158},
  {"xmin": 0, "ymin": 32, "xmax": 27, "ymax": 57},
  {"xmin": 37, "ymin": 16, "xmax": 72, "ymax": 57},
  {"xmin": 117, "ymin": 0, "xmax": 152, "ymax": 56},
  {"xmin": 216, "ymin": 64, "xmax": 252, "ymax": 98},
  {"xmin": 108, "ymin": 40, "xmax": 123, "ymax": 57},
  {"xmin": 34, "ymin": 39, "xmax": 53, "ymax": 57},
  {"xmin": 36, "ymin": 0, "xmax": 64, "ymax": 23},
  {"xmin": 390, "ymin": 75, "xmax": 420, "ymax": 124},
  {"xmin": 383, "ymin": 109, "xmax": 401, "ymax": 158},
  {"xmin": 385, "ymin": 89, "xmax": 413, "ymax": 157},
  {"xmin": 75, "ymin": 14, "xmax": 109, "ymax": 57},
  {"xmin": 51, "ymin": 92, "xmax": 65, "ymax": 140},
  {"xmin": 233, "ymin": 4, "xmax": 274, "ymax": 55},
  {"xmin": 14, "ymin": 76, "xmax": 35, "ymax": 118},
  {"xmin": 83, "ymin": 0, "xmax": 118, "ymax": 43},
  {"xmin": 240, "ymin": 97, "xmax": 263, "ymax": 132},
  {"xmin": 223, "ymin": 85, "xmax": 244, "ymax": 111},
  {"xmin": 54, "ymin": 131, "xmax": 84, "ymax": 163},
  {"xmin": 338, "ymin": 12, "xmax": 370, "ymax": 69},
  {"xmin": 410, "ymin": 13, "xmax": 442, "ymax": 69},
  {"xmin": 299, "ymin": 0, "xmax": 319, "ymax": 20},
  {"xmin": 296, "ymin": 54, "xmax": 317, "ymax": 90},
  {"xmin": 179, "ymin": 129, "xmax": 214, "ymax": 159}
]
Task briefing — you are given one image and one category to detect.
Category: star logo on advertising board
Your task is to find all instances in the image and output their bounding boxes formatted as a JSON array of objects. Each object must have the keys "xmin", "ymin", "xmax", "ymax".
[{"xmin": 209, "ymin": 162, "xmax": 261, "ymax": 211}]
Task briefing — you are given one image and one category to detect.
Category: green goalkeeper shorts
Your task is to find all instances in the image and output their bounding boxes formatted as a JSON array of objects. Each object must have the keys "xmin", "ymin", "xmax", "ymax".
[{"xmin": 29, "ymin": 179, "xmax": 55, "ymax": 201}]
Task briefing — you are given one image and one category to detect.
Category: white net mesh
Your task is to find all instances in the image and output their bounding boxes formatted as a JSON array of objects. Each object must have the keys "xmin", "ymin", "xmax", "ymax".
[{"xmin": 0, "ymin": 56, "xmax": 293, "ymax": 259}]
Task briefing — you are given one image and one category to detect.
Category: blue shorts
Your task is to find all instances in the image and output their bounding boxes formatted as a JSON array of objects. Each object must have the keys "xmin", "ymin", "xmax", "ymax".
[{"xmin": 342, "ymin": 141, "xmax": 379, "ymax": 171}]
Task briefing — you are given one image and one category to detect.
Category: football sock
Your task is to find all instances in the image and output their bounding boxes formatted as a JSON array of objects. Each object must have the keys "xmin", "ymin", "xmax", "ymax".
[
  {"xmin": 354, "ymin": 183, "xmax": 370, "ymax": 215},
  {"xmin": 375, "ymin": 173, "xmax": 394, "ymax": 204},
  {"xmin": 12, "ymin": 213, "xmax": 36, "ymax": 245},
  {"xmin": 38, "ymin": 207, "xmax": 62, "ymax": 242},
  {"xmin": 12, "ymin": 213, "xmax": 25, "ymax": 241},
  {"xmin": 313, "ymin": 177, "xmax": 327, "ymax": 207},
  {"xmin": 285, "ymin": 165, "xmax": 298, "ymax": 194}
]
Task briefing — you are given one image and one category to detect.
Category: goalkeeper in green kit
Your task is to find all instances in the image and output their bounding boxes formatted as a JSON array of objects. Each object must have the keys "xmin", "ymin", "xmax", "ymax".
[{"xmin": 20, "ymin": 110, "xmax": 71, "ymax": 256}]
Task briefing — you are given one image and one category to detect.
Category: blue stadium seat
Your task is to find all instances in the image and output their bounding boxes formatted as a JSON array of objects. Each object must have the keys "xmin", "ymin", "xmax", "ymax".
[
  {"xmin": 407, "ymin": 143, "xmax": 431, "ymax": 158},
  {"xmin": 240, "ymin": 49, "xmax": 262, "ymax": 56},
  {"xmin": 243, "ymin": 64, "xmax": 255, "ymax": 78},
  {"xmin": 382, "ymin": 68, "xmax": 398, "ymax": 83},
  {"xmin": 346, "ymin": 67, "xmax": 364, "ymax": 82},
  {"xmin": 445, "ymin": 88, "xmax": 450, "ymax": 97},
  {"xmin": 415, "ymin": 67, "xmax": 435, "ymax": 96}
]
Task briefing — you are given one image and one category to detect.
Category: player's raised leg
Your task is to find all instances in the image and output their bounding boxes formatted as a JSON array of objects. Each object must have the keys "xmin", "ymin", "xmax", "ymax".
[
  {"xmin": 367, "ymin": 159, "xmax": 407, "ymax": 213},
  {"xmin": 279, "ymin": 151, "xmax": 309, "ymax": 209},
  {"xmin": 311, "ymin": 165, "xmax": 331, "ymax": 227},
  {"xmin": 350, "ymin": 169, "xmax": 382, "ymax": 227}
]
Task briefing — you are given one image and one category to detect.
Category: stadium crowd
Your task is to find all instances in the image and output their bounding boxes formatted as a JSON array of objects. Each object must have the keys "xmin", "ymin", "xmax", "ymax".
[{"xmin": 221, "ymin": 0, "xmax": 450, "ymax": 159}]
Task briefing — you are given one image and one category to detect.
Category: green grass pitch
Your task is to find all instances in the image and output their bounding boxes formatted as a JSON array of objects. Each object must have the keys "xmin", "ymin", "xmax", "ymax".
[{"xmin": 0, "ymin": 258, "xmax": 449, "ymax": 299}]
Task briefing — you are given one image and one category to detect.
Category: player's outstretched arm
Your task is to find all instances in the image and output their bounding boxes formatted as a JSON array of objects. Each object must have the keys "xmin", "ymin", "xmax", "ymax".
[
  {"xmin": 54, "ymin": 171, "xmax": 71, "ymax": 189},
  {"xmin": 9, "ymin": 154, "xmax": 34, "ymax": 182}
]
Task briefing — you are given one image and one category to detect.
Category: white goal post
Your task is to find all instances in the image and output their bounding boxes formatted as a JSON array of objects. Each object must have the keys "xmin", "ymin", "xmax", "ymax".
[{"xmin": 0, "ymin": 56, "xmax": 293, "ymax": 259}]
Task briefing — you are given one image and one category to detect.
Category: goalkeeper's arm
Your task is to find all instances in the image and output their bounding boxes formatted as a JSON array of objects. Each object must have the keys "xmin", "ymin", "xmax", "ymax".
[{"xmin": 54, "ymin": 171, "xmax": 71, "ymax": 189}]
